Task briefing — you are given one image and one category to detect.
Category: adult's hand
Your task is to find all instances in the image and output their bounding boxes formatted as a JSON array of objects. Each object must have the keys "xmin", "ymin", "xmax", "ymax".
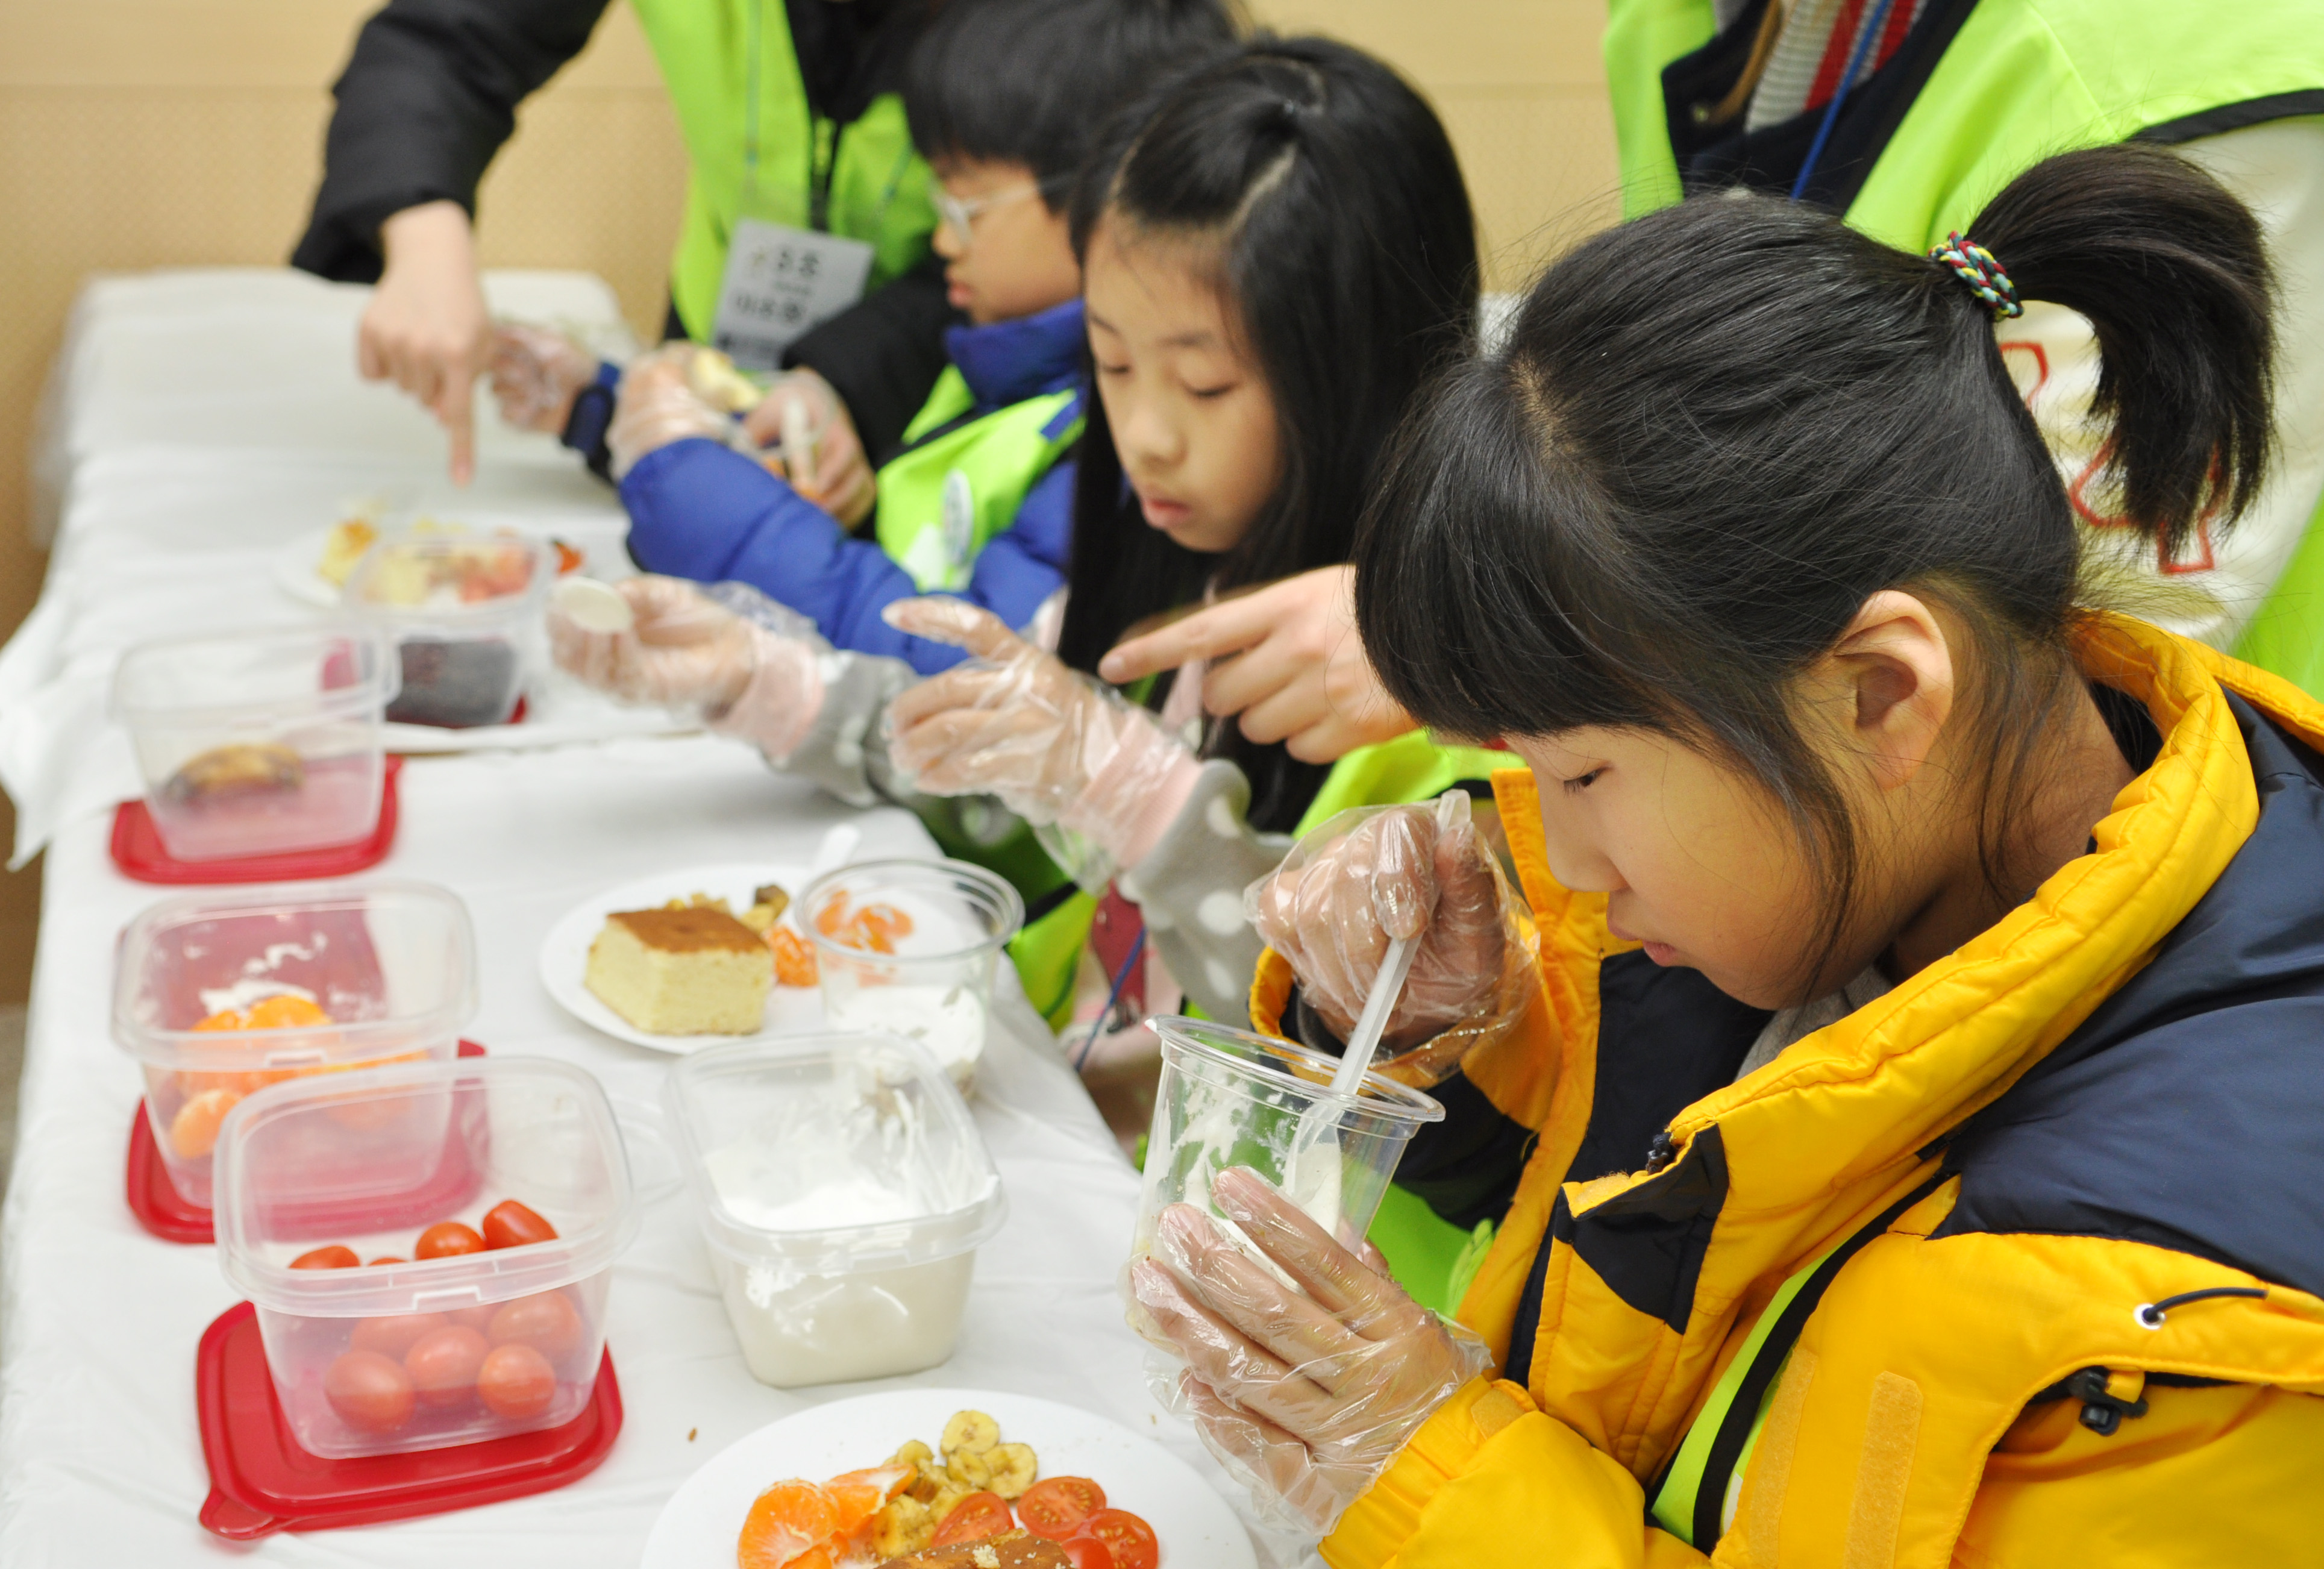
[
  {"xmin": 1096, "ymin": 565, "xmax": 1416, "ymax": 763},
  {"xmin": 741, "ymin": 368, "xmax": 877, "ymax": 528},
  {"xmin": 360, "ymin": 201, "xmax": 490, "ymax": 485}
]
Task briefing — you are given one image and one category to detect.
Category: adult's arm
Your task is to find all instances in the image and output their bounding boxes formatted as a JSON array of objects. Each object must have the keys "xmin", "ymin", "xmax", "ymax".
[
  {"xmin": 292, "ymin": 0, "xmax": 610, "ymax": 282},
  {"xmin": 781, "ymin": 255, "xmax": 960, "ymax": 465},
  {"xmin": 619, "ymin": 437, "xmax": 1073, "ymax": 673}
]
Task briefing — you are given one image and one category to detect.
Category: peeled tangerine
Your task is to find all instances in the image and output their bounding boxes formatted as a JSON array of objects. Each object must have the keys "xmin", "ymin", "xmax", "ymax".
[
  {"xmin": 738, "ymin": 1468, "xmax": 908, "ymax": 1569},
  {"xmin": 171, "ymin": 997, "xmax": 339, "ymax": 1156}
]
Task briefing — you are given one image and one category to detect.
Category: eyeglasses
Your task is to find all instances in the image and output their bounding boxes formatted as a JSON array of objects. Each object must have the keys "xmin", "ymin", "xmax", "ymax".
[{"xmin": 933, "ymin": 176, "xmax": 1071, "ymax": 242}]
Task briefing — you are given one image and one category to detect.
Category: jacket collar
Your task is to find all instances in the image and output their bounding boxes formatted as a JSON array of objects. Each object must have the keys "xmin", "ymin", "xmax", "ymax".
[{"xmin": 944, "ymin": 297, "xmax": 1085, "ymax": 413}]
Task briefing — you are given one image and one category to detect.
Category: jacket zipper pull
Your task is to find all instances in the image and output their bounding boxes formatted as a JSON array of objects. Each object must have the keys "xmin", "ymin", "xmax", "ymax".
[
  {"xmin": 2066, "ymin": 1367, "xmax": 2149, "ymax": 1435},
  {"xmin": 1644, "ymin": 1130, "xmax": 1677, "ymax": 1173}
]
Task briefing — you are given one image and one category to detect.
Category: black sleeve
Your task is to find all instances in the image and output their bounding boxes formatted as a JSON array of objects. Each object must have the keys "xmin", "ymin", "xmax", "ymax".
[
  {"xmin": 291, "ymin": 0, "xmax": 613, "ymax": 281},
  {"xmin": 781, "ymin": 255, "xmax": 960, "ymax": 465}
]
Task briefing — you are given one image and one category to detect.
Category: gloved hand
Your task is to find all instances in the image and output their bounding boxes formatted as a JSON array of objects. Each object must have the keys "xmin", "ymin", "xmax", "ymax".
[
  {"xmin": 883, "ymin": 598, "xmax": 1199, "ymax": 883},
  {"xmin": 1247, "ymin": 794, "xmax": 1533, "ymax": 1077},
  {"xmin": 548, "ymin": 576, "xmax": 827, "ymax": 763},
  {"xmin": 607, "ymin": 345, "xmax": 735, "ymax": 480},
  {"xmin": 486, "ymin": 323, "xmax": 602, "ymax": 434},
  {"xmin": 741, "ymin": 367, "xmax": 877, "ymax": 528},
  {"xmin": 1125, "ymin": 1167, "xmax": 1491, "ymax": 1535}
]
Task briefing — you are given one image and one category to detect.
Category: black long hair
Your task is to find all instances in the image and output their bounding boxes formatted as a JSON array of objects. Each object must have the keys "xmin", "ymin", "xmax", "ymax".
[
  {"xmin": 1055, "ymin": 36, "xmax": 1480, "ymax": 831},
  {"xmin": 1356, "ymin": 143, "xmax": 2275, "ymax": 997}
]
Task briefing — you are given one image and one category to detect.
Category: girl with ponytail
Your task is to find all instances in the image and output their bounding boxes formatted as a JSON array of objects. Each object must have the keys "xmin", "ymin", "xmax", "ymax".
[{"xmin": 1132, "ymin": 143, "xmax": 2324, "ymax": 1565}]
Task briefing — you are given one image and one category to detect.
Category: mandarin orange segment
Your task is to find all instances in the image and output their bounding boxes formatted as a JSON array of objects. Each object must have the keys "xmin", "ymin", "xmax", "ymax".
[
  {"xmin": 737, "ymin": 1479, "xmax": 842, "ymax": 1569},
  {"xmin": 769, "ymin": 925, "xmax": 819, "ymax": 986},
  {"xmin": 193, "ymin": 1009, "xmax": 246, "ymax": 1032},
  {"xmin": 169, "ymin": 1087, "xmax": 243, "ymax": 1160},
  {"xmin": 856, "ymin": 903, "xmax": 913, "ymax": 941},
  {"xmin": 813, "ymin": 892, "xmax": 853, "ymax": 938},
  {"xmin": 244, "ymin": 995, "xmax": 333, "ymax": 1029}
]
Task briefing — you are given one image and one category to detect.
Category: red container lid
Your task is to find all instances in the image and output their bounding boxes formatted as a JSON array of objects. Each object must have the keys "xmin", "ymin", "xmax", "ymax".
[
  {"xmin": 196, "ymin": 1298, "xmax": 621, "ymax": 1539},
  {"xmin": 111, "ymin": 756, "xmax": 403, "ymax": 885},
  {"xmin": 128, "ymin": 1041, "xmax": 486, "ymax": 1244}
]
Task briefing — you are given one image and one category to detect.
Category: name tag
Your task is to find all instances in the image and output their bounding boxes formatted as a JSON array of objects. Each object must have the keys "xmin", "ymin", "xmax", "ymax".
[{"xmin": 710, "ymin": 220, "xmax": 875, "ymax": 371}]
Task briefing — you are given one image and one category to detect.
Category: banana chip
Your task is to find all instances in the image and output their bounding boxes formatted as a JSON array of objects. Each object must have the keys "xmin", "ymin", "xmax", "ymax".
[
  {"xmin": 941, "ymin": 1409, "xmax": 1000, "ymax": 1457},
  {"xmin": 987, "ymin": 1442, "xmax": 1038, "ymax": 1500}
]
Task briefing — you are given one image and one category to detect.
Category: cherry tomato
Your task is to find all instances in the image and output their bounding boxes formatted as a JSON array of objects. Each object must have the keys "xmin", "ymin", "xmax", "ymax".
[
  {"xmin": 476, "ymin": 1342, "xmax": 556, "ymax": 1419},
  {"xmin": 930, "ymin": 1492, "xmax": 1013, "ymax": 1547},
  {"xmin": 1060, "ymin": 1538, "xmax": 1116, "ymax": 1569},
  {"xmin": 324, "ymin": 1350, "xmax": 415, "ymax": 1432},
  {"xmin": 415, "ymin": 1222, "xmax": 487, "ymax": 1258},
  {"xmin": 480, "ymin": 1199, "xmax": 559, "ymax": 1250},
  {"xmin": 1074, "ymin": 1509, "xmax": 1158, "ymax": 1569},
  {"xmin": 289, "ymin": 1245, "xmax": 360, "ymax": 1270},
  {"xmin": 1018, "ymin": 1476, "xmax": 1107, "ymax": 1540},
  {"xmin": 368, "ymin": 1256, "xmax": 406, "ymax": 1267},
  {"xmin": 488, "ymin": 1289, "xmax": 584, "ymax": 1361},
  {"xmin": 446, "ymin": 1304, "xmax": 498, "ymax": 1333},
  {"xmin": 404, "ymin": 1324, "xmax": 491, "ymax": 1408},
  {"xmin": 348, "ymin": 1311, "xmax": 446, "ymax": 1359}
]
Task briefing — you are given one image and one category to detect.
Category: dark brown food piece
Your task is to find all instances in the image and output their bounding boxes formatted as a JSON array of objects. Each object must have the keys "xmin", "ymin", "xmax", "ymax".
[
  {"xmin": 879, "ymin": 1529, "xmax": 1072, "ymax": 1568},
  {"xmin": 751, "ymin": 883, "xmax": 792, "ymax": 921},
  {"xmin": 606, "ymin": 906, "xmax": 768, "ymax": 955},
  {"xmin": 164, "ymin": 742, "xmax": 305, "ymax": 804}
]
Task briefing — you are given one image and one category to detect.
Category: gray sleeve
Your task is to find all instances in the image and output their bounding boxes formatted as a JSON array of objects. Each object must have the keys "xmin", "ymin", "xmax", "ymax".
[{"xmin": 1117, "ymin": 762, "xmax": 1291, "ymax": 1026}]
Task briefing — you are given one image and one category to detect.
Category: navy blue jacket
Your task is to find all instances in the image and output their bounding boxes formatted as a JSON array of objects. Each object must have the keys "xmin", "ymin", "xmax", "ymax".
[{"xmin": 619, "ymin": 299, "xmax": 1086, "ymax": 675}]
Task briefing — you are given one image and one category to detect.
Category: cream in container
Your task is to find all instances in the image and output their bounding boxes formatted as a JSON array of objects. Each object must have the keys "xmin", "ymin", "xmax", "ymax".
[{"xmin": 663, "ymin": 1032, "xmax": 1006, "ymax": 1388}]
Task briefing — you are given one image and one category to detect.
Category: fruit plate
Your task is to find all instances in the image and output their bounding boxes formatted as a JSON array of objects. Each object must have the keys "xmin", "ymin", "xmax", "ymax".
[
  {"xmin": 538, "ymin": 862, "xmax": 824, "ymax": 1054},
  {"xmin": 639, "ymin": 1387, "xmax": 1256, "ymax": 1568}
]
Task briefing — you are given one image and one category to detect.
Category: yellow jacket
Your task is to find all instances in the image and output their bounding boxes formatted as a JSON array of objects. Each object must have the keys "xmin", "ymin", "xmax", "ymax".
[{"xmin": 1253, "ymin": 616, "xmax": 2324, "ymax": 1567}]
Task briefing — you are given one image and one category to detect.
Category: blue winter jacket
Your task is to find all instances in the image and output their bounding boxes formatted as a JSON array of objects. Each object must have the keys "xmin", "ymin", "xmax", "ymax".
[{"xmin": 619, "ymin": 299, "xmax": 1086, "ymax": 674}]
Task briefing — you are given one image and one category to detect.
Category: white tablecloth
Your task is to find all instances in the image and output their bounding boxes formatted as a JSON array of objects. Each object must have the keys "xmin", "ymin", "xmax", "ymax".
[{"xmin": 0, "ymin": 269, "xmax": 1244, "ymax": 1566}]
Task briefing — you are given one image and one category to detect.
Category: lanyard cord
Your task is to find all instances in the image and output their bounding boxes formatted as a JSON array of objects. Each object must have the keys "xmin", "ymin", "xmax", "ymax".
[{"xmin": 1788, "ymin": 0, "xmax": 1902, "ymax": 202}]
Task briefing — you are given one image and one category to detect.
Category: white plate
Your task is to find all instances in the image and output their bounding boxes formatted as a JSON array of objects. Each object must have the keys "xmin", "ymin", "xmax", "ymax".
[
  {"xmin": 270, "ymin": 516, "xmax": 606, "ymax": 609},
  {"xmin": 641, "ymin": 1387, "xmax": 1255, "ymax": 1569},
  {"xmin": 539, "ymin": 862, "xmax": 827, "ymax": 1054}
]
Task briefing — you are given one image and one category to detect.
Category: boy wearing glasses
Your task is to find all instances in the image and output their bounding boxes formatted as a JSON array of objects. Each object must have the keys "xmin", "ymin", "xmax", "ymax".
[{"xmin": 600, "ymin": 0, "xmax": 1236, "ymax": 670}]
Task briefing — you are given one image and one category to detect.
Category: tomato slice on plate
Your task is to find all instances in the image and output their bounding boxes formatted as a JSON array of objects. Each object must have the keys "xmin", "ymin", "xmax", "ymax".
[
  {"xmin": 930, "ymin": 1491, "xmax": 1014, "ymax": 1547},
  {"xmin": 1018, "ymin": 1476, "xmax": 1107, "ymax": 1539},
  {"xmin": 1060, "ymin": 1537, "xmax": 1117, "ymax": 1569},
  {"xmin": 1074, "ymin": 1508, "xmax": 1159, "ymax": 1569}
]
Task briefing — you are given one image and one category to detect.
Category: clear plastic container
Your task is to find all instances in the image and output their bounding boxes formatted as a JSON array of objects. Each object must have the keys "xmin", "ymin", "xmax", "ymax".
[
  {"xmin": 110, "ymin": 624, "xmax": 398, "ymax": 862},
  {"xmin": 342, "ymin": 531, "xmax": 551, "ymax": 728},
  {"xmin": 1133, "ymin": 1016, "xmax": 1444, "ymax": 1260},
  {"xmin": 662, "ymin": 1032, "xmax": 1006, "ymax": 1389},
  {"xmin": 111, "ymin": 880, "xmax": 479, "ymax": 1209},
  {"xmin": 211, "ymin": 1056, "xmax": 639, "ymax": 1459},
  {"xmin": 801, "ymin": 859, "xmax": 1024, "ymax": 1092}
]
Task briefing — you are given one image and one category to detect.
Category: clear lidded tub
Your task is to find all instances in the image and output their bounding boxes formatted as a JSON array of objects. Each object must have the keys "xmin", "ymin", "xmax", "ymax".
[
  {"xmin": 800, "ymin": 858, "xmax": 1024, "ymax": 1092},
  {"xmin": 111, "ymin": 879, "xmax": 479, "ymax": 1209},
  {"xmin": 110, "ymin": 624, "xmax": 398, "ymax": 862},
  {"xmin": 662, "ymin": 1032, "xmax": 1006, "ymax": 1389},
  {"xmin": 1133, "ymin": 1016, "xmax": 1444, "ymax": 1261},
  {"xmin": 342, "ymin": 530, "xmax": 551, "ymax": 728},
  {"xmin": 211, "ymin": 1055, "xmax": 639, "ymax": 1459}
]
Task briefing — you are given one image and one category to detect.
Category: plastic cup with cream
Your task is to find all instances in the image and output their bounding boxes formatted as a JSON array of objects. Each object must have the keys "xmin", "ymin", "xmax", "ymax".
[
  {"xmin": 800, "ymin": 859, "xmax": 1024, "ymax": 1092},
  {"xmin": 1132, "ymin": 1016, "xmax": 1443, "ymax": 1270},
  {"xmin": 662, "ymin": 1032, "xmax": 1006, "ymax": 1388}
]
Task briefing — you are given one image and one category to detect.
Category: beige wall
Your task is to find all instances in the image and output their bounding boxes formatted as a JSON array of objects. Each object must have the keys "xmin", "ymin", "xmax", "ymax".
[{"xmin": 0, "ymin": 0, "xmax": 1617, "ymax": 1003}]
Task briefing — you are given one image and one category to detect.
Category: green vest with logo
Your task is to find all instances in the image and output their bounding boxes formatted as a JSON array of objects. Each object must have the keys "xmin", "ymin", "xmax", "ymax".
[
  {"xmin": 629, "ymin": 0, "xmax": 938, "ymax": 341},
  {"xmin": 874, "ymin": 369, "xmax": 1085, "ymax": 592},
  {"xmin": 1603, "ymin": 0, "xmax": 2324, "ymax": 693}
]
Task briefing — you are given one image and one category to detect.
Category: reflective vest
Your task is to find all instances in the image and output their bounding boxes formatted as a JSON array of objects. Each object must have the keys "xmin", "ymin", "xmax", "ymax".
[
  {"xmin": 1602, "ymin": 0, "xmax": 2324, "ymax": 692},
  {"xmin": 875, "ymin": 370, "xmax": 1084, "ymax": 592},
  {"xmin": 630, "ymin": 0, "xmax": 938, "ymax": 340}
]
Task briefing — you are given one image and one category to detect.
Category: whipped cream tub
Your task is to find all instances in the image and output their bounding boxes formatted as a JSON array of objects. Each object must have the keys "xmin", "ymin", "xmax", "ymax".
[{"xmin": 663, "ymin": 1032, "xmax": 1006, "ymax": 1388}]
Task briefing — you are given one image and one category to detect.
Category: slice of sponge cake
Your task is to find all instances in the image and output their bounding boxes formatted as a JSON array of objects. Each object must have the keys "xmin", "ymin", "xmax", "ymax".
[{"xmin": 585, "ymin": 907, "xmax": 771, "ymax": 1035}]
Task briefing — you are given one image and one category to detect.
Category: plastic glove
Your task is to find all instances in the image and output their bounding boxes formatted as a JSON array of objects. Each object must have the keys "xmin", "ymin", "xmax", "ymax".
[
  {"xmin": 360, "ymin": 201, "xmax": 489, "ymax": 484},
  {"xmin": 742, "ymin": 367, "xmax": 876, "ymax": 528},
  {"xmin": 486, "ymin": 323, "xmax": 601, "ymax": 434},
  {"xmin": 548, "ymin": 576, "xmax": 827, "ymax": 763},
  {"xmin": 1125, "ymin": 1167, "xmax": 1491, "ymax": 1535},
  {"xmin": 882, "ymin": 598, "xmax": 1198, "ymax": 884},
  {"xmin": 607, "ymin": 345, "xmax": 735, "ymax": 480},
  {"xmin": 1247, "ymin": 794, "xmax": 1533, "ymax": 1080}
]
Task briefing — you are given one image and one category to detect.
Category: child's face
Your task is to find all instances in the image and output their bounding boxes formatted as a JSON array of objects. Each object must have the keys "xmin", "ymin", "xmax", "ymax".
[
  {"xmin": 929, "ymin": 157, "xmax": 1081, "ymax": 325},
  {"xmin": 1083, "ymin": 222, "xmax": 1282, "ymax": 555},
  {"xmin": 1508, "ymin": 726, "xmax": 1845, "ymax": 1011}
]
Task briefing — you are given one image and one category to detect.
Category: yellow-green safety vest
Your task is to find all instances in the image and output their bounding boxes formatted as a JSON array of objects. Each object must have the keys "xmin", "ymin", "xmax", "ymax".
[
  {"xmin": 629, "ymin": 0, "xmax": 939, "ymax": 340},
  {"xmin": 874, "ymin": 368, "xmax": 1084, "ymax": 592}
]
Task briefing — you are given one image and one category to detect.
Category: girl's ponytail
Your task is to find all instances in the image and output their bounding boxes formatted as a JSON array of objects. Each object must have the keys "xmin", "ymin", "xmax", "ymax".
[{"xmin": 1963, "ymin": 143, "xmax": 2276, "ymax": 557}]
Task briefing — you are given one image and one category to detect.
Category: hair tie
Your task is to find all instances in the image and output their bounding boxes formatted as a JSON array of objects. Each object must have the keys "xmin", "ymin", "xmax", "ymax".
[{"xmin": 1928, "ymin": 232, "xmax": 2022, "ymax": 318}]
